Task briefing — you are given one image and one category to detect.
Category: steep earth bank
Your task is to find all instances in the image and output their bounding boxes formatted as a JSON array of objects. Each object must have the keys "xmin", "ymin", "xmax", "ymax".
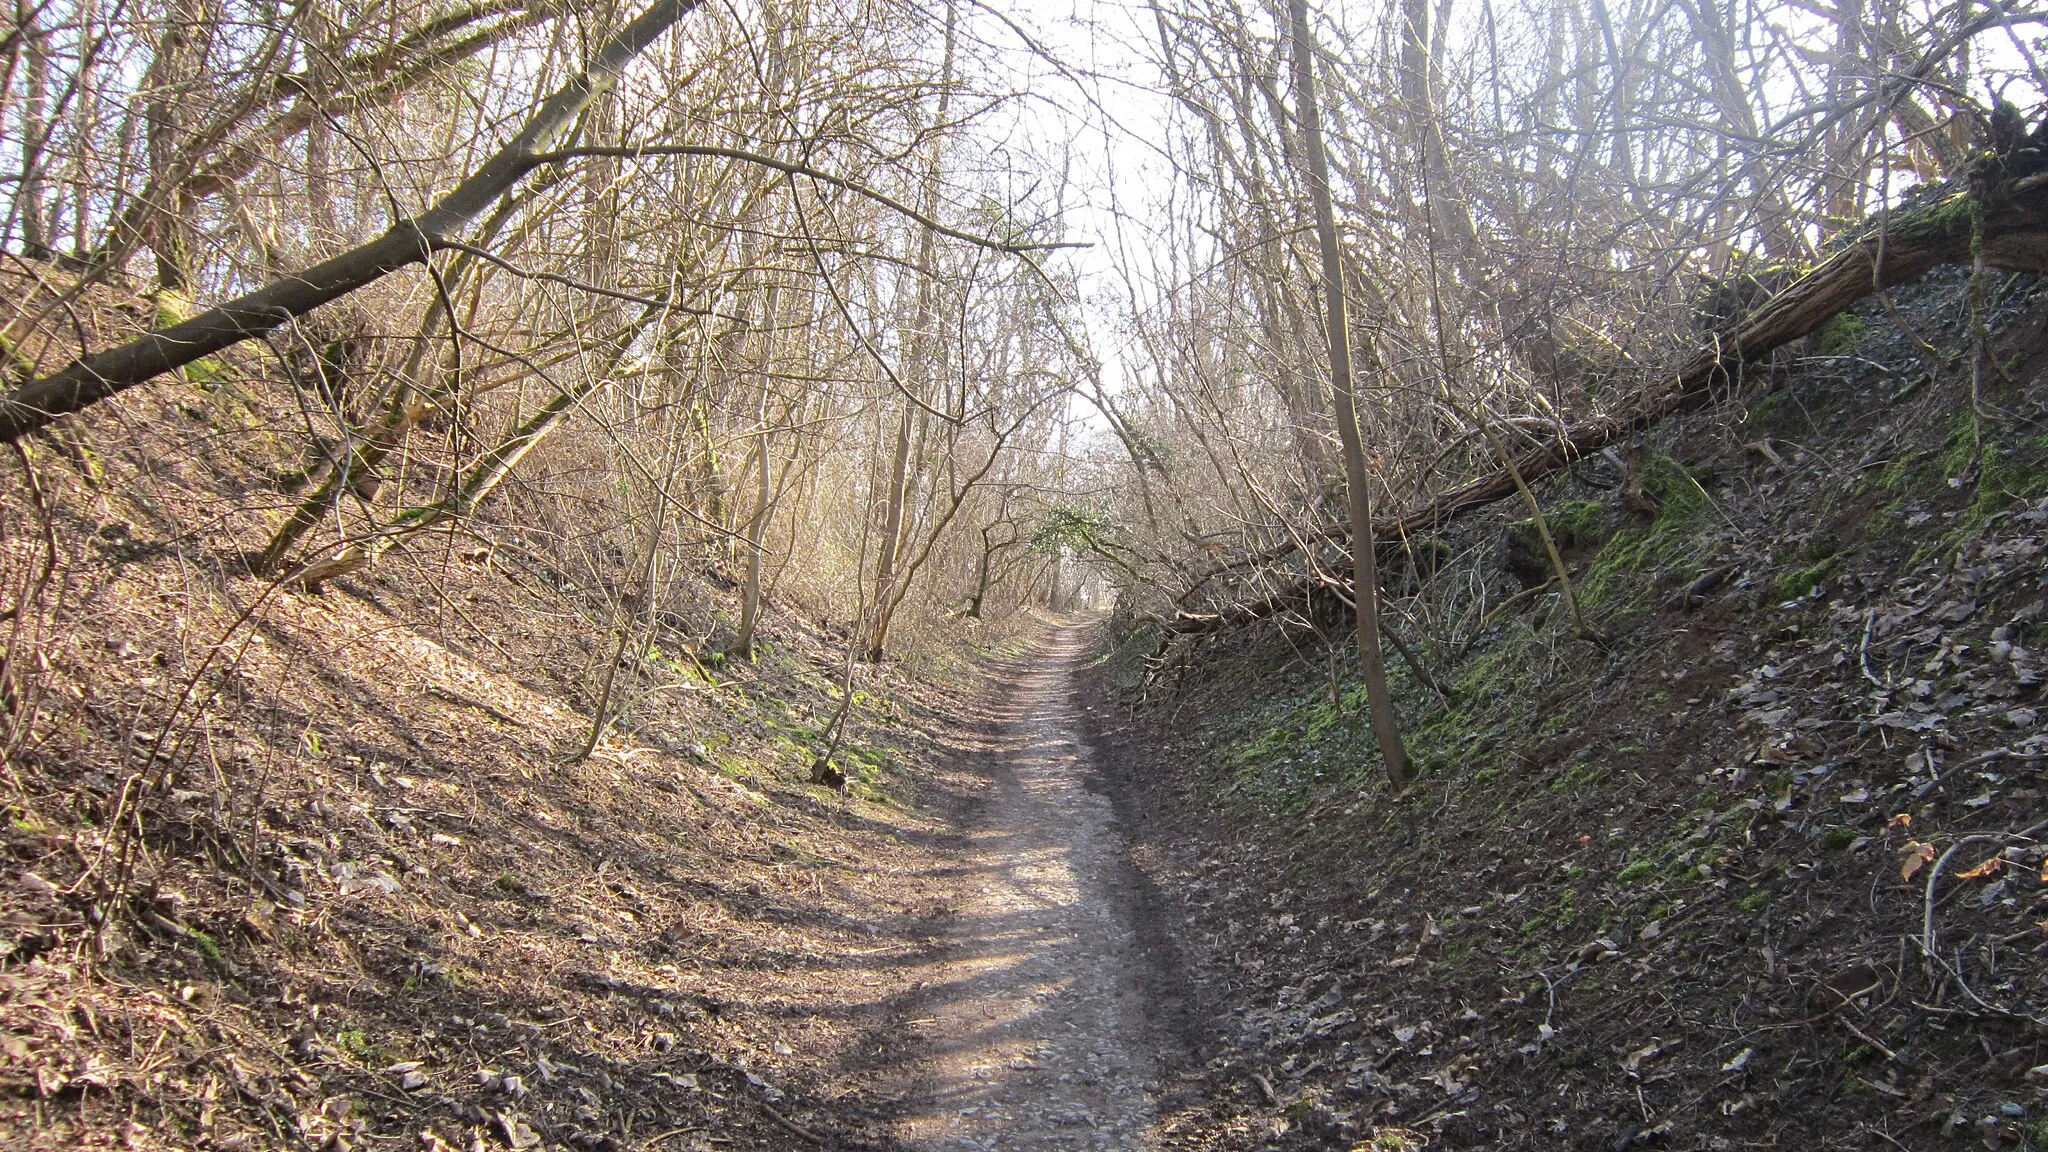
[
  {"xmin": 0, "ymin": 271, "xmax": 1142, "ymax": 1151},
  {"xmin": 1088, "ymin": 268, "xmax": 2048, "ymax": 1151}
]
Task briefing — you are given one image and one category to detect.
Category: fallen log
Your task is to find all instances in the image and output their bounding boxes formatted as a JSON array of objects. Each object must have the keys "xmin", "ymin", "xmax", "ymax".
[{"xmin": 1170, "ymin": 153, "xmax": 2048, "ymax": 636}]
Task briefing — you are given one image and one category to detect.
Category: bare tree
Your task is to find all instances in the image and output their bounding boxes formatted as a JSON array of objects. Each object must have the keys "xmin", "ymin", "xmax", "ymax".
[{"xmin": 1286, "ymin": 0, "xmax": 1406, "ymax": 788}]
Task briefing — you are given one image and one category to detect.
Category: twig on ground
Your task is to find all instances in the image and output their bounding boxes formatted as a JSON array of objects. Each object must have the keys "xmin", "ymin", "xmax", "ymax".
[
  {"xmin": 1859, "ymin": 608, "xmax": 1889, "ymax": 688},
  {"xmin": 1841, "ymin": 1017, "xmax": 1902, "ymax": 1065},
  {"xmin": 757, "ymin": 1100, "xmax": 832, "ymax": 1147},
  {"xmin": 1249, "ymin": 1071, "xmax": 1279, "ymax": 1106},
  {"xmin": 1919, "ymin": 818, "xmax": 2048, "ymax": 1023},
  {"xmin": 1912, "ymin": 745, "xmax": 2048, "ymax": 798}
]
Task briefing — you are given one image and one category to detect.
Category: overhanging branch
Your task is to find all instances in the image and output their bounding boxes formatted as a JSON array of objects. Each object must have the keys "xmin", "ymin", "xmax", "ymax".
[
  {"xmin": 0, "ymin": 0, "xmax": 703, "ymax": 444},
  {"xmin": 523, "ymin": 143, "xmax": 1089, "ymax": 256}
]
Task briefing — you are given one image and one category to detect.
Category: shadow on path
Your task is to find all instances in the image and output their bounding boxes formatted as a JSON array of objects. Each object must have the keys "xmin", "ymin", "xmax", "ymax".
[{"xmin": 887, "ymin": 622, "xmax": 1186, "ymax": 1151}]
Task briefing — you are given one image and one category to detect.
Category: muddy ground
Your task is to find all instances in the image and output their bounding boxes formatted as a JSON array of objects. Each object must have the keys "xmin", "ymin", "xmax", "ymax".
[{"xmin": 888, "ymin": 623, "xmax": 1192, "ymax": 1151}]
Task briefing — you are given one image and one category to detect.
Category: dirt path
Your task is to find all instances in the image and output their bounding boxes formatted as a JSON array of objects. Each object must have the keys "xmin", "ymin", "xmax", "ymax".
[{"xmin": 890, "ymin": 623, "xmax": 1169, "ymax": 1150}]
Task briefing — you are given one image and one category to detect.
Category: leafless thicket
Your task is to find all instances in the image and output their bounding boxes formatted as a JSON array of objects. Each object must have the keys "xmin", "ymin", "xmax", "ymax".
[
  {"xmin": 1089, "ymin": 0, "xmax": 2044, "ymax": 665},
  {"xmin": 0, "ymin": 0, "xmax": 2039, "ymax": 767},
  {"xmin": 0, "ymin": 0, "xmax": 1095, "ymax": 699}
]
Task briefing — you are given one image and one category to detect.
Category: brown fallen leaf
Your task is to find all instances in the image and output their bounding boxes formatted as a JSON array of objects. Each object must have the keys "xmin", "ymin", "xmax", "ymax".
[
  {"xmin": 240, "ymin": 910, "xmax": 275, "ymax": 942},
  {"xmin": 1901, "ymin": 842, "xmax": 1936, "ymax": 881},
  {"xmin": 497, "ymin": 1112, "xmax": 541, "ymax": 1151},
  {"xmin": 1956, "ymin": 856, "xmax": 2004, "ymax": 879},
  {"xmin": 1756, "ymin": 742, "xmax": 1798, "ymax": 765},
  {"xmin": 1887, "ymin": 813, "xmax": 1912, "ymax": 830}
]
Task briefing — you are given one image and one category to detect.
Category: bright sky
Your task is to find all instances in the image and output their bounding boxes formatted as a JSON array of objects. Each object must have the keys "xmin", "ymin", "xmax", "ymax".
[{"xmin": 950, "ymin": 0, "xmax": 1183, "ymax": 432}]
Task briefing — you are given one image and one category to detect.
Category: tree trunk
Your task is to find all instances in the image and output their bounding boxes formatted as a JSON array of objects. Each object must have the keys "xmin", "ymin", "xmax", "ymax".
[
  {"xmin": 865, "ymin": 406, "xmax": 915, "ymax": 658},
  {"xmin": 16, "ymin": 1, "xmax": 49, "ymax": 261},
  {"xmin": 966, "ymin": 517, "xmax": 1012, "ymax": 619},
  {"xmin": 863, "ymin": 0, "xmax": 955, "ymax": 662},
  {"xmin": 733, "ymin": 281, "xmax": 782, "ymax": 658},
  {"xmin": 1287, "ymin": 0, "xmax": 1407, "ymax": 789},
  {"xmin": 67, "ymin": 0, "xmax": 103, "ymax": 259},
  {"xmin": 143, "ymin": 0, "xmax": 207, "ymax": 291},
  {"xmin": 303, "ymin": 0, "xmax": 339, "ymax": 247}
]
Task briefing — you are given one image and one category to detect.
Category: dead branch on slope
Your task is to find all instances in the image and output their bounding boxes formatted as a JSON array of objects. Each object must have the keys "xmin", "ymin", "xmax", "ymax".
[{"xmin": 1168, "ymin": 148, "xmax": 2048, "ymax": 637}]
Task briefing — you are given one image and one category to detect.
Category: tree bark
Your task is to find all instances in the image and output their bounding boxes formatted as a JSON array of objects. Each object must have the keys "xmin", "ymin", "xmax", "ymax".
[
  {"xmin": 302, "ymin": 0, "xmax": 339, "ymax": 247},
  {"xmin": 733, "ymin": 281, "xmax": 782, "ymax": 658},
  {"xmin": 863, "ymin": 0, "xmax": 955, "ymax": 662},
  {"xmin": 864, "ymin": 406, "xmax": 917, "ymax": 659},
  {"xmin": 142, "ymin": 0, "xmax": 207, "ymax": 291},
  {"xmin": 16, "ymin": 1, "xmax": 50, "ymax": 261}
]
